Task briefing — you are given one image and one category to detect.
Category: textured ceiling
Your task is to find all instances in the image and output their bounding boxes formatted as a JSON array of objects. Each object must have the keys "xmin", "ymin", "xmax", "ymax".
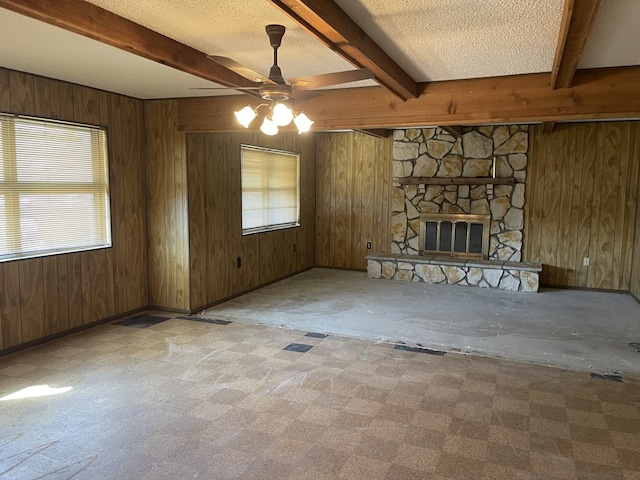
[
  {"xmin": 334, "ymin": 0, "xmax": 565, "ymax": 82},
  {"xmin": 578, "ymin": 0, "xmax": 640, "ymax": 69},
  {"xmin": 0, "ymin": 0, "xmax": 639, "ymax": 100}
]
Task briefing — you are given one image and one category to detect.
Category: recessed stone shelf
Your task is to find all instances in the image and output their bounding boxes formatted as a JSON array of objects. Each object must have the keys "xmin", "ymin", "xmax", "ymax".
[
  {"xmin": 397, "ymin": 177, "xmax": 515, "ymax": 185},
  {"xmin": 366, "ymin": 252, "xmax": 542, "ymax": 292}
]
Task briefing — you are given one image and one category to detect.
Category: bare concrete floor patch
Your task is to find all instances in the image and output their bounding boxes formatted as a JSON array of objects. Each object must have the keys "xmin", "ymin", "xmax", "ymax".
[{"xmin": 204, "ymin": 268, "xmax": 640, "ymax": 377}]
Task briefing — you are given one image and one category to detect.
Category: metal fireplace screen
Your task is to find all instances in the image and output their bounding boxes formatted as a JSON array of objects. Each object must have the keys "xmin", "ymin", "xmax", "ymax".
[{"xmin": 419, "ymin": 214, "xmax": 490, "ymax": 259}]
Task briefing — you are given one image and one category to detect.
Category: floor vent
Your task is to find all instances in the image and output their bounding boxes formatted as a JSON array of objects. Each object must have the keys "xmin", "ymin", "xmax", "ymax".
[
  {"xmin": 284, "ymin": 343, "xmax": 313, "ymax": 353},
  {"xmin": 395, "ymin": 344, "xmax": 446, "ymax": 356},
  {"xmin": 590, "ymin": 373, "xmax": 624, "ymax": 382},
  {"xmin": 305, "ymin": 332, "xmax": 328, "ymax": 338},
  {"xmin": 177, "ymin": 316, "xmax": 231, "ymax": 325},
  {"xmin": 114, "ymin": 315, "xmax": 169, "ymax": 328}
]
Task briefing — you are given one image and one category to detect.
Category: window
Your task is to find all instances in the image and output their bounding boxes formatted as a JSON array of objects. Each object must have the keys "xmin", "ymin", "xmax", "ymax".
[
  {"xmin": 0, "ymin": 113, "xmax": 111, "ymax": 261},
  {"xmin": 241, "ymin": 145, "xmax": 299, "ymax": 235}
]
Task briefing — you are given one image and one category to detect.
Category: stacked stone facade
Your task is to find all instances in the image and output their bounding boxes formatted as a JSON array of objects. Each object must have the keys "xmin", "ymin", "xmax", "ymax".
[
  {"xmin": 391, "ymin": 125, "xmax": 528, "ymax": 261},
  {"xmin": 366, "ymin": 253, "xmax": 541, "ymax": 292}
]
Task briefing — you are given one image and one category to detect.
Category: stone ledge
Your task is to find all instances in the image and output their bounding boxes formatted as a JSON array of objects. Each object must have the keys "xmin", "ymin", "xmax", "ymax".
[
  {"xmin": 366, "ymin": 253, "xmax": 542, "ymax": 272},
  {"xmin": 366, "ymin": 253, "xmax": 541, "ymax": 292}
]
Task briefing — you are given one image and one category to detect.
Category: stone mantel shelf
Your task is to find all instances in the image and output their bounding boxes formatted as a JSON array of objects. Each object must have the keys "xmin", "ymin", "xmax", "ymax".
[{"xmin": 397, "ymin": 177, "xmax": 515, "ymax": 186}]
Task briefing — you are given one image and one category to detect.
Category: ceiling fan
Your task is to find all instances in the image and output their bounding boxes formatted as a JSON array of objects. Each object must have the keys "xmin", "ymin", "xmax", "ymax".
[
  {"xmin": 203, "ymin": 24, "xmax": 375, "ymax": 102},
  {"xmin": 199, "ymin": 24, "xmax": 373, "ymax": 134}
]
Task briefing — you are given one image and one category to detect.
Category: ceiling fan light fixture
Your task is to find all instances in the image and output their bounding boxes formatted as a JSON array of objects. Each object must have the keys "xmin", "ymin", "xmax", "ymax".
[
  {"xmin": 260, "ymin": 116, "xmax": 279, "ymax": 136},
  {"xmin": 294, "ymin": 112, "xmax": 314, "ymax": 134},
  {"xmin": 272, "ymin": 102, "xmax": 294, "ymax": 127},
  {"xmin": 234, "ymin": 105, "xmax": 257, "ymax": 128}
]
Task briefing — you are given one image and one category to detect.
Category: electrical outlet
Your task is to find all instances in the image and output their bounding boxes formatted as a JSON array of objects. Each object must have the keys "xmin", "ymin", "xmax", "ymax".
[
  {"xmin": 236, "ymin": 256, "xmax": 242, "ymax": 268},
  {"xmin": 583, "ymin": 257, "xmax": 590, "ymax": 266},
  {"xmin": 366, "ymin": 242, "xmax": 372, "ymax": 250}
]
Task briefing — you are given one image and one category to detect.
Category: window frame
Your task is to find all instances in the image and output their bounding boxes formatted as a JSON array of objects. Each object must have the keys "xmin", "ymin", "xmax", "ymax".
[
  {"xmin": 240, "ymin": 144, "xmax": 300, "ymax": 236},
  {"xmin": 0, "ymin": 112, "xmax": 112, "ymax": 262}
]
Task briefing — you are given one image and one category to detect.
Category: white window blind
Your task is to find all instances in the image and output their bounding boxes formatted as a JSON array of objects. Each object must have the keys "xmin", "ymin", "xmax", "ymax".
[
  {"xmin": 241, "ymin": 145, "xmax": 300, "ymax": 235},
  {"xmin": 0, "ymin": 113, "xmax": 111, "ymax": 261}
]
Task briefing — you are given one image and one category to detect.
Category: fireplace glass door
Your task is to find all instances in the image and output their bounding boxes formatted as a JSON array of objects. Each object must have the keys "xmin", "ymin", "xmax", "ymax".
[{"xmin": 420, "ymin": 214, "xmax": 490, "ymax": 259}]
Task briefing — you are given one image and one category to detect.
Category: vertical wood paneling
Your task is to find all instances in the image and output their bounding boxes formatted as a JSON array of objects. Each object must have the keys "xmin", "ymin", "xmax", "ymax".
[
  {"xmin": 18, "ymin": 259, "xmax": 45, "ymax": 341},
  {"xmin": 124, "ymin": 97, "xmax": 148, "ymax": 310},
  {"xmin": 66, "ymin": 254, "xmax": 83, "ymax": 329},
  {"xmin": 379, "ymin": 135, "xmax": 392, "ymax": 257},
  {"xmin": 626, "ymin": 123, "xmax": 640, "ymax": 298},
  {"xmin": 0, "ymin": 69, "xmax": 10, "ymax": 110},
  {"xmin": 300, "ymin": 136, "xmax": 317, "ymax": 270},
  {"xmin": 9, "ymin": 71, "xmax": 35, "ymax": 114},
  {"xmin": 187, "ymin": 134, "xmax": 206, "ymax": 308},
  {"xmin": 315, "ymin": 134, "xmax": 332, "ymax": 266},
  {"xmin": 107, "ymin": 94, "xmax": 128, "ymax": 314},
  {"xmin": 42, "ymin": 257, "xmax": 60, "ymax": 336},
  {"xmin": 0, "ymin": 263, "xmax": 22, "ymax": 348},
  {"xmin": 100, "ymin": 91, "xmax": 115, "ymax": 318},
  {"xmin": 539, "ymin": 129, "xmax": 563, "ymax": 285},
  {"xmin": 525, "ymin": 121, "xmax": 640, "ymax": 290},
  {"xmin": 360, "ymin": 136, "xmax": 375, "ymax": 260},
  {"xmin": 57, "ymin": 81, "xmax": 75, "ymax": 121},
  {"xmin": 315, "ymin": 132, "xmax": 393, "ymax": 270},
  {"xmin": 184, "ymin": 131, "xmax": 315, "ymax": 311},
  {"xmin": 586, "ymin": 125, "xmax": 606, "ymax": 288},
  {"xmin": 523, "ymin": 125, "xmax": 544, "ymax": 263},
  {"xmin": 611, "ymin": 123, "xmax": 631, "ymax": 290},
  {"xmin": 574, "ymin": 124, "xmax": 597, "ymax": 287},
  {"xmin": 145, "ymin": 100, "xmax": 188, "ymax": 311},
  {"xmin": 56, "ymin": 256, "xmax": 70, "ymax": 333},
  {"xmin": 556, "ymin": 129, "xmax": 576, "ymax": 286},
  {"xmin": 0, "ymin": 67, "xmax": 148, "ymax": 351}
]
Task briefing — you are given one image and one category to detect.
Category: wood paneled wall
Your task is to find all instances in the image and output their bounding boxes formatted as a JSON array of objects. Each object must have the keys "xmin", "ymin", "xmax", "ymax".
[
  {"xmin": 187, "ymin": 132, "xmax": 316, "ymax": 311},
  {"xmin": 524, "ymin": 122, "xmax": 640, "ymax": 290},
  {"xmin": 145, "ymin": 100, "xmax": 190, "ymax": 311},
  {"xmin": 315, "ymin": 132, "xmax": 393, "ymax": 270},
  {"xmin": 0, "ymin": 68, "xmax": 148, "ymax": 351},
  {"xmin": 631, "ymin": 172, "xmax": 640, "ymax": 300}
]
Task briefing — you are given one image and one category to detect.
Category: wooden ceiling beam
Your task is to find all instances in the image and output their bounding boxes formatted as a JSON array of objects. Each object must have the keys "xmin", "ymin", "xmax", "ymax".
[
  {"xmin": 178, "ymin": 66, "xmax": 640, "ymax": 131},
  {"xmin": 551, "ymin": 0, "xmax": 601, "ymax": 89},
  {"xmin": 269, "ymin": 0, "xmax": 419, "ymax": 101},
  {"xmin": 0, "ymin": 0, "xmax": 257, "ymax": 90}
]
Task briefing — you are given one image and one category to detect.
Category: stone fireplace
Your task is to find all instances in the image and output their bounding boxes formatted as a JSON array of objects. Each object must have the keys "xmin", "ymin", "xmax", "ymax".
[{"xmin": 366, "ymin": 125, "xmax": 541, "ymax": 292}]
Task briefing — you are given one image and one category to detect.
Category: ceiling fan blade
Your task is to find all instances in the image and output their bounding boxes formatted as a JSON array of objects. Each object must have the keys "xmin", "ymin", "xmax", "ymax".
[
  {"xmin": 207, "ymin": 55, "xmax": 275, "ymax": 84},
  {"xmin": 290, "ymin": 90, "xmax": 320, "ymax": 101},
  {"xmin": 289, "ymin": 68, "xmax": 374, "ymax": 90},
  {"xmin": 189, "ymin": 87, "xmax": 260, "ymax": 90}
]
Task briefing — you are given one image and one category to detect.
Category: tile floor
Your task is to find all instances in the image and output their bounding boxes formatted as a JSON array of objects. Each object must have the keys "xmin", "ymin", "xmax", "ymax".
[{"xmin": 0, "ymin": 312, "xmax": 639, "ymax": 479}]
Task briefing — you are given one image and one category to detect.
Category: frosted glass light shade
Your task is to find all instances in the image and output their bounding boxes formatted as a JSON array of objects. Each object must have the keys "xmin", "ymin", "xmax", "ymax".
[
  {"xmin": 234, "ymin": 106, "xmax": 257, "ymax": 128},
  {"xmin": 259, "ymin": 117, "xmax": 279, "ymax": 136},
  {"xmin": 294, "ymin": 112, "xmax": 314, "ymax": 133},
  {"xmin": 272, "ymin": 103, "xmax": 294, "ymax": 126}
]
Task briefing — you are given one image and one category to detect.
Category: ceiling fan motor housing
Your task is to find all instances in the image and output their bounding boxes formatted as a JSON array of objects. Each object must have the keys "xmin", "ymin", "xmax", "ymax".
[{"xmin": 259, "ymin": 84, "xmax": 292, "ymax": 101}]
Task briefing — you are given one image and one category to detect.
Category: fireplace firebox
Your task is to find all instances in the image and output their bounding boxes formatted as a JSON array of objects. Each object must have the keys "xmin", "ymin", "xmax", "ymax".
[{"xmin": 419, "ymin": 214, "xmax": 490, "ymax": 259}]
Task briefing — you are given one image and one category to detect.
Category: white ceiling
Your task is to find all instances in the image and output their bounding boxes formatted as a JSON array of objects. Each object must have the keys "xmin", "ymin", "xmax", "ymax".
[{"xmin": 1, "ymin": 0, "xmax": 639, "ymax": 100}]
